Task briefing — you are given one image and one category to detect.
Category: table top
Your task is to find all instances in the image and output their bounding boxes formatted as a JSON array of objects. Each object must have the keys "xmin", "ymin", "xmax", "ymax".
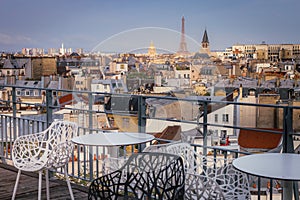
[
  {"xmin": 233, "ymin": 153, "xmax": 300, "ymax": 181},
  {"xmin": 72, "ymin": 132, "xmax": 155, "ymax": 146}
]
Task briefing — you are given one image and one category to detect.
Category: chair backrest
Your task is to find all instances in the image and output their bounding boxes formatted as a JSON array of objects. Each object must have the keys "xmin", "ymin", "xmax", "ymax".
[
  {"xmin": 142, "ymin": 141, "xmax": 180, "ymax": 153},
  {"xmin": 45, "ymin": 120, "xmax": 78, "ymax": 168},
  {"xmin": 89, "ymin": 152, "xmax": 185, "ymax": 200},
  {"xmin": 165, "ymin": 142, "xmax": 209, "ymax": 174},
  {"xmin": 238, "ymin": 128, "xmax": 283, "ymax": 152}
]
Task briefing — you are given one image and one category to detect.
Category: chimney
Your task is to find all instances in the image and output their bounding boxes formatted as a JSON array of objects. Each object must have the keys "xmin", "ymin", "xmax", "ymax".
[
  {"xmin": 275, "ymin": 77, "xmax": 280, "ymax": 88},
  {"xmin": 229, "ymin": 75, "xmax": 234, "ymax": 84},
  {"xmin": 232, "ymin": 64, "xmax": 236, "ymax": 76},
  {"xmin": 239, "ymin": 84, "xmax": 243, "ymax": 99},
  {"xmin": 294, "ymin": 74, "xmax": 299, "ymax": 87}
]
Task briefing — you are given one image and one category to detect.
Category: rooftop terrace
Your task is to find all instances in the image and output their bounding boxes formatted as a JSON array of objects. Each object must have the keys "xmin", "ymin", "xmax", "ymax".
[{"xmin": 0, "ymin": 85, "xmax": 299, "ymax": 199}]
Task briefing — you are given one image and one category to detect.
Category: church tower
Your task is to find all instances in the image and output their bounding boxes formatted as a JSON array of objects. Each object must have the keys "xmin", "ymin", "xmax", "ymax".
[
  {"xmin": 177, "ymin": 16, "xmax": 190, "ymax": 56},
  {"xmin": 200, "ymin": 29, "xmax": 210, "ymax": 55}
]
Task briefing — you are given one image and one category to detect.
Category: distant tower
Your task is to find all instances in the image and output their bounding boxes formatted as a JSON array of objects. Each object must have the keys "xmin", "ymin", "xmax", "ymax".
[
  {"xmin": 59, "ymin": 43, "xmax": 66, "ymax": 55},
  {"xmin": 177, "ymin": 16, "xmax": 189, "ymax": 56},
  {"xmin": 200, "ymin": 29, "xmax": 210, "ymax": 55},
  {"xmin": 148, "ymin": 41, "xmax": 156, "ymax": 57}
]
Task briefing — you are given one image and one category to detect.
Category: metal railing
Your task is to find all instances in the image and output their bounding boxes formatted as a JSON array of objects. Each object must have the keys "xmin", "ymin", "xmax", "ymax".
[{"xmin": 0, "ymin": 84, "xmax": 300, "ymax": 199}]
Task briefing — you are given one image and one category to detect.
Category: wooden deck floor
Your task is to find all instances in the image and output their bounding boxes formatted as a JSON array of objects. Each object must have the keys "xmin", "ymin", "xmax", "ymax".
[{"xmin": 0, "ymin": 163, "xmax": 88, "ymax": 200}]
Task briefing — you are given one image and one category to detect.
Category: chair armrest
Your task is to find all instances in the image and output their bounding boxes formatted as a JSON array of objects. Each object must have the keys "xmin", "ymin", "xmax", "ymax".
[{"xmin": 12, "ymin": 131, "xmax": 49, "ymax": 171}]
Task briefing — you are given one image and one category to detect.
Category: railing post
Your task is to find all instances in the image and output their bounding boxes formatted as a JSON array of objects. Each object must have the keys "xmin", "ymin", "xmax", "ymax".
[
  {"xmin": 138, "ymin": 95, "xmax": 147, "ymax": 152},
  {"xmin": 282, "ymin": 105, "xmax": 298, "ymax": 200},
  {"xmin": 202, "ymin": 101, "xmax": 208, "ymax": 157},
  {"xmin": 282, "ymin": 106, "xmax": 294, "ymax": 153},
  {"xmin": 88, "ymin": 92, "xmax": 94, "ymax": 178},
  {"xmin": 12, "ymin": 87, "xmax": 17, "ymax": 139},
  {"xmin": 88, "ymin": 92, "xmax": 93, "ymax": 134},
  {"xmin": 138, "ymin": 95, "xmax": 146, "ymax": 133},
  {"xmin": 46, "ymin": 89, "xmax": 53, "ymax": 125}
]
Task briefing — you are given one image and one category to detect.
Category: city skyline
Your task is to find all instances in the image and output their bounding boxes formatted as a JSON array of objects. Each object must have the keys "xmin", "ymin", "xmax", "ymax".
[{"xmin": 1, "ymin": 0, "xmax": 300, "ymax": 53}]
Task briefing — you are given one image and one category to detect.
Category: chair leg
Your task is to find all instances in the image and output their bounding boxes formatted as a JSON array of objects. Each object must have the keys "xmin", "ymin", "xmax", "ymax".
[
  {"xmin": 38, "ymin": 171, "xmax": 42, "ymax": 200},
  {"xmin": 45, "ymin": 169, "xmax": 50, "ymax": 200},
  {"xmin": 11, "ymin": 169, "xmax": 21, "ymax": 200},
  {"xmin": 65, "ymin": 165, "xmax": 74, "ymax": 200}
]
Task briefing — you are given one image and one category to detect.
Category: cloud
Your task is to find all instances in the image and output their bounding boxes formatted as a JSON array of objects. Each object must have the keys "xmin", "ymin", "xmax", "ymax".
[{"xmin": 0, "ymin": 33, "xmax": 36, "ymax": 45}]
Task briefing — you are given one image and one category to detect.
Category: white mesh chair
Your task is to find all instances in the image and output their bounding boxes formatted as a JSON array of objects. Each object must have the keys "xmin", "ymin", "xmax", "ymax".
[
  {"xmin": 165, "ymin": 142, "xmax": 251, "ymax": 200},
  {"xmin": 103, "ymin": 156, "xmax": 127, "ymax": 174},
  {"xmin": 144, "ymin": 142, "xmax": 220, "ymax": 199},
  {"xmin": 11, "ymin": 120, "xmax": 78, "ymax": 200},
  {"xmin": 103, "ymin": 142, "xmax": 177, "ymax": 174},
  {"xmin": 211, "ymin": 160, "xmax": 251, "ymax": 200},
  {"xmin": 185, "ymin": 173, "xmax": 225, "ymax": 200}
]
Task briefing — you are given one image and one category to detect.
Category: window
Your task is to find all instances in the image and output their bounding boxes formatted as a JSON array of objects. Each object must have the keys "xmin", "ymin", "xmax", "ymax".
[
  {"xmin": 214, "ymin": 114, "xmax": 218, "ymax": 122},
  {"xmin": 222, "ymin": 114, "xmax": 229, "ymax": 122},
  {"xmin": 221, "ymin": 130, "xmax": 227, "ymax": 138}
]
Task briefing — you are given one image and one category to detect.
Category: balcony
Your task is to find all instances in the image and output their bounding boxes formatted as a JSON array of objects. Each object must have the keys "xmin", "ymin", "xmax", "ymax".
[{"xmin": 0, "ymin": 85, "xmax": 299, "ymax": 199}]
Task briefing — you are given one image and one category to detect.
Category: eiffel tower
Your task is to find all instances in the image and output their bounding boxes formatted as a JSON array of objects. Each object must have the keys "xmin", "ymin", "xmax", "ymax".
[{"xmin": 177, "ymin": 16, "xmax": 190, "ymax": 56}]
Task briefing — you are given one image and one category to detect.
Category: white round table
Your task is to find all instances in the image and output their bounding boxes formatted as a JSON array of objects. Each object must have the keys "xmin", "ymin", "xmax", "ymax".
[
  {"xmin": 72, "ymin": 132, "xmax": 155, "ymax": 175},
  {"xmin": 72, "ymin": 132, "xmax": 155, "ymax": 146},
  {"xmin": 233, "ymin": 153, "xmax": 300, "ymax": 200}
]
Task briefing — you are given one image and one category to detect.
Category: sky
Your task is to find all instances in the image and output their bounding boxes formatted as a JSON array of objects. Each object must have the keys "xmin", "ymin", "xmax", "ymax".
[{"xmin": 0, "ymin": 0, "xmax": 300, "ymax": 53}]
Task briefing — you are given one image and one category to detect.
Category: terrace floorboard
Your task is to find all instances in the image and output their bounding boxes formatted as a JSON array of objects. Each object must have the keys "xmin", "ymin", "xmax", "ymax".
[{"xmin": 0, "ymin": 163, "xmax": 88, "ymax": 200}]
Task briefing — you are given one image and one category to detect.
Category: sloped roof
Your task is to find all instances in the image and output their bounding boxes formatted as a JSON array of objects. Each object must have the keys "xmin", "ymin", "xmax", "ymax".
[
  {"xmin": 58, "ymin": 93, "xmax": 89, "ymax": 107},
  {"xmin": 193, "ymin": 52, "xmax": 210, "ymax": 59},
  {"xmin": 47, "ymin": 81, "xmax": 58, "ymax": 89},
  {"xmin": 153, "ymin": 125, "xmax": 181, "ymax": 142},
  {"xmin": 15, "ymin": 80, "xmax": 41, "ymax": 88},
  {"xmin": 2, "ymin": 59, "xmax": 17, "ymax": 69}
]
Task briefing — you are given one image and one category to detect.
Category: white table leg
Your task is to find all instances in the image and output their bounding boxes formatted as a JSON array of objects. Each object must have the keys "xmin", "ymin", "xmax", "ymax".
[{"xmin": 283, "ymin": 181, "xmax": 293, "ymax": 200}]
